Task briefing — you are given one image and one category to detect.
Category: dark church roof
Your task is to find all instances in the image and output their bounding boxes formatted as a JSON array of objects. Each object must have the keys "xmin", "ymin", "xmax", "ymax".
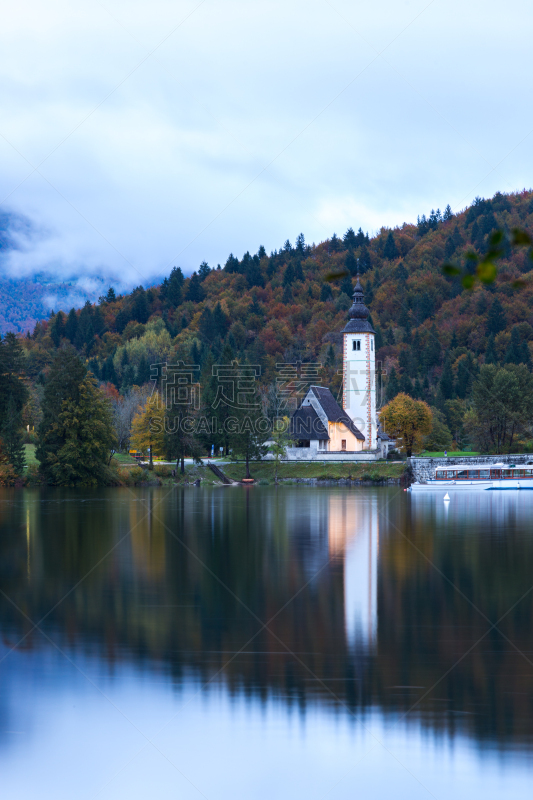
[
  {"xmin": 289, "ymin": 405, "xmax": 329, "ymax": 440},
  {"xmin": 341, "ymin": 275, "xmax": 375, "ymax": 335},
  {"xmin": 310, "ymin": 386, "xmax": 365, "ymax": 440}
]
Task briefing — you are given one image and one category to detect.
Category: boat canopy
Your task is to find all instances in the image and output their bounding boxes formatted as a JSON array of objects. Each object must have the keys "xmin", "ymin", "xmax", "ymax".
[{"xmin": 433, "ymin": 462, "xmax": 508, "ymax": 474}]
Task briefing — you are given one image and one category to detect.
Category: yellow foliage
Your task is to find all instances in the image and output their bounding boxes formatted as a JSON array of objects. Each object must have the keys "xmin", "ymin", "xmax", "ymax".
[
  {"xmin": 380, "ymin": 393, "xmax": 432, "ymax": 456},
  {"xmin": 131, "ymin": 392, "xmax": 166, "ymax": 458}
]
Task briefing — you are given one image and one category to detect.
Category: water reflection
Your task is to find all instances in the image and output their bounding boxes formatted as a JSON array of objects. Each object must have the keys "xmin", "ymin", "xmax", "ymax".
[
  {"xmin": 328, "ymin": 493, "xmax": 378, "ymax": 650},
  {"xmin": 1, "ymin": 487, "xmax": 533, "ymax": 798}
]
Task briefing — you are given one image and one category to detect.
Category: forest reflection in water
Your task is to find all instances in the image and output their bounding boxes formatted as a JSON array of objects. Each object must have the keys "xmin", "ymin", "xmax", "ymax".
[{"xmin": 0, "ymin": 486, "xmax": 533, "ymax": 798}]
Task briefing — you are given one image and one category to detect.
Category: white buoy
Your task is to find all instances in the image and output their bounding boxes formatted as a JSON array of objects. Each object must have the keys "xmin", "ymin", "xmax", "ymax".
[{"xmin": 443, "ymin": 493, "xmax": 450, "ymax": 501}]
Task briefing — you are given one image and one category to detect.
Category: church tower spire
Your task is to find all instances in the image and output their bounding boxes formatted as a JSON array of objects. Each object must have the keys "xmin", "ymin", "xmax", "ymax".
[{"xmin": 340, "ymin": 274, "xmax": 377, "ymax": 449}]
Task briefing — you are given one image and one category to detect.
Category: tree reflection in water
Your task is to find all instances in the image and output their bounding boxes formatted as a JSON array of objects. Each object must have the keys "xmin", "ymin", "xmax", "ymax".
[{"xmin": 1, "ymin": 486, "xmax": 533, "ymax": 749}]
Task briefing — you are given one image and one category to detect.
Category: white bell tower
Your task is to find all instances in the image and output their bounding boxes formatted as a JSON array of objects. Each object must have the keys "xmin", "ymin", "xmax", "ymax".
[{"xmin": 341, "ymin": 275, "xmax": 377, "ymax": 449}]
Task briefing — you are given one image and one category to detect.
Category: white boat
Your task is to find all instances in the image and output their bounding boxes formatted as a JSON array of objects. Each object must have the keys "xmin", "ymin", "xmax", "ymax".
[{"xmin": 409, "ymin": 462, "xmax": 533, "ymax": 492}]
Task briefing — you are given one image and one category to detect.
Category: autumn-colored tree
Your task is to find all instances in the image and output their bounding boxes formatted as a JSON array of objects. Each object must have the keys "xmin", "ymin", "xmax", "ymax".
[
  {"xmin": 380, "ymin": 393, "xmax": 432, "ymax": 456},
  {"xmin": 131, "ymin": 392, "xmax": 166, "ymax": 469}
]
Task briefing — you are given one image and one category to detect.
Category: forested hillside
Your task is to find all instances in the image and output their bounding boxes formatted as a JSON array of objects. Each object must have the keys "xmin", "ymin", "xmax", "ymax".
[{"xmin": 7, "ymin": 188, "xmax": 533, "ymax": 457}]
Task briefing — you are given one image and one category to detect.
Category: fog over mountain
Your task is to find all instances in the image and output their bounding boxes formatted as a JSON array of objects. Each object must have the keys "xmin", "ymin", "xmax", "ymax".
[{"xmin": 1, "ymin": 0, "xmax": 533, "ymax": 287}]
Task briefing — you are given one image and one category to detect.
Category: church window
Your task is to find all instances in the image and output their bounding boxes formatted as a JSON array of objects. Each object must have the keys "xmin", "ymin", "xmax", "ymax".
[
  {"xmin": 371, "ymin": 339, "xmax": 374, "ymax": 351},
  {"xmin": 352, "ymin": 340, "xmax": 361, "ymax": 351},
  {"xmin": 341, "ymin": 439, "xmax": 346, "ymax": 451},
  {"xmin": 318, "ymin": 440, "xmax": 328, "ymax": 451}
]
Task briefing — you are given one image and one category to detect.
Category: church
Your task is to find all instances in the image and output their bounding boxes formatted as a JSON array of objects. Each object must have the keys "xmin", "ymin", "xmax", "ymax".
[{"xmin": 286, "ymin": 276, "xmax": 390, "ymax": 460}]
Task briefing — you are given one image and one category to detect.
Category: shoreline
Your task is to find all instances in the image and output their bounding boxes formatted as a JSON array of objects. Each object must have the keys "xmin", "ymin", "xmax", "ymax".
[{"xmin": 2, "ymin": 459, "xmax": 408, "ymax": 488}]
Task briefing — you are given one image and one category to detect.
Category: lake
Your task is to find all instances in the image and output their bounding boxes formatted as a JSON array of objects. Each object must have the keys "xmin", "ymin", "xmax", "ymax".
[{"xmin": 0, "ymin": 485, "xmax": 532, "ymax": 799}]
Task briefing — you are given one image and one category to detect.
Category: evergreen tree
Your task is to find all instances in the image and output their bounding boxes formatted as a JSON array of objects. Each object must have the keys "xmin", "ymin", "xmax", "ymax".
[
  {"xmin": 413, "ymin": 378, "xmax": 423, "ymax": 399},
  {"xmin": 399, "ymin": 348, "xmax": 413, "ymax": 378},
  {"xmin": 64, "ymin": 308, "xmax": 78, "ymax": 344},
  {"xmin": 213, "ymin": 303, "xmax": 229, "ymax": 338},
  {"xmin": 386, "ymin": 327, "xmax": 395, "ymax": 345},
  {"xmin": 450, "ymin": 330, "xmax": 458, "ymax": 349},
  {"xmin": 485, "ymin": 333, "xmax": 497, "ymax": 364},
  {"xmin": 422, "ymin": 374, "xmax": 432, "ymax": 404},
  {"xmin": 343, "ymin": 228, "xmax": 357, "ymax": 250},
  {"xmin": 75, "ymin": 301, "xmax": 95, "ymax": 352},
  {"xmin": 444, "ymin": 237, "xmax": 456, "ymax": 259},
  {"xmin": 283, "ymin": 263, "xmax": 295, "ymax": 286},
  {"xmin": 345, "ymin": 250, "xmax": 357, "ymax": 276},
  {"xmin": 325, "ymin": 344, "xmax": 336, "ymax": 367},
  {"xmin": 340, "ymin": 276, "xmax": 353, "ymax": 298},
  {"xmin": 399, "ymin": 307, "xmax": 411, "ymax": 332},
  {"xmin": 46, "ymin": 373, "xmax": 117, "ymax": 486},
  {"xmin": 114, "ymin": 305, "xmax": 132, "ymax": 335},
  {"xmin": 106, "ymin": 287, "xmax": 116, "ymax": 302},
  {"xmin": 385, "ymin": 367, "xmax": 400, "ymax": 401},
  {"xmin": 282, "ymin": 284, "xmax": 293, "ymax": 304},
  {"xmin": 50, "ymin": 312, "xmax": 65, "ymax": 347},
  {"xmin": 1, "ymin": 395, "xmax": 25, "ymax": 474},
  {"xmin": 88, "ymin": 359, "xmax": 100, "ymax": 380},
  {"xmin": 358, "ymin": 245, "xmax": 371, "ymax": 273},
  {"xmin": 330, "ymin": 233, "xmax": 342, "ymax": 252},
  {"xmin": 295, "ymin": 233, "xmax": 306, "ymax": 253},
  {"xmin": 36, "ymin": 346, "xmax": 88, "ymax": 480},
  {"xmin": 399, "ymin": 372, "xmax": 413, "ymax": 395},
  {"xmin": 423, "ymin": 325, "xmax": 441, "ymax": 369},
  {"xmin": 186, "ymin": 272, "xmax": 205, "ymax": 303},
  {"xmin": 0, "ymin": 332, "xmax": 28, "ymax": 426},
  {"xmin": 383, "ymin": 231, "xmax": 398, "ymax": 260},
  {"xmin": 130, "ymin": 288, "xmax": 150, "ymax": 324},
  {"xmin": 92, "ymin": 305, "xmax": 106, "ymax": 338},
  {"xmin": 102, "ymin": 353, "xmax": 118, "ymax": 386},
  {"xmin": 504, "ymin": 326, "xmax": 530, "ymax": 366},
  {"xmin": 121, "ymin": 364, "xmax": 136, "ymax": 392},
  {"xmin": 245, "ymin": 254, "xmax": 264, "ymax": 288},
  {"xmin": 320, "ymin": 284, "xmax": 333, "ymax": 302},
  {"xmin": 417, "ymin": 292, "xmax": 435, "ymax": 322},
  {"xmin": 199, "ymin": 307, "xmax": 215, "ymax": 341},
  {"xmin": 487, "ymin": 297, "xmax": 507, "ymax": 334},
  {"xmin": 455, "ymin": 356, "xmax": 472, "ymax": 398},
  {"xmin": 396, "ymin": 262, "xmax": 408, "ymax": 282},
  {"xmin": 293, "ymin": 259, "xmax": 304, "ymax": 282},
  {"xmin": 137, "ymin": 354, "xmax": 151, "ymax": 385},
  {"xmin": 190, "ymin": 341, "xmax": 202, "ymax": 366},
  {"xmin": 163, "ymin": 266, "xmax": 184, "ymax": 306},
  {"xmin": 439, "ymin": 357, "xmax": 454, "ymax": 400},
  {"xmin": 198, "ymin": 261, "xmax": 211, "ymax": 281},
  {"xmin": 224, "ymin": 253, "xmax": 240, "ymax": 273},
  {"xmin": 443, "ymin": 204, "xmax": 454, "ymax": 221}
]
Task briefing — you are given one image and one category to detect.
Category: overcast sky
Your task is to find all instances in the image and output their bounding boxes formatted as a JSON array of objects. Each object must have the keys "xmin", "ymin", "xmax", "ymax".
[{"xmin": 1, "ymin": 0, "xmax": 532, "ymax": 288}]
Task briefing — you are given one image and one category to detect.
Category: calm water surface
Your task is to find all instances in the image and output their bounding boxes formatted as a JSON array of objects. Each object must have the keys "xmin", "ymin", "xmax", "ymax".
[{"xmin": 0, "ymin": 486, "xmax": 532, "ymax": 798}]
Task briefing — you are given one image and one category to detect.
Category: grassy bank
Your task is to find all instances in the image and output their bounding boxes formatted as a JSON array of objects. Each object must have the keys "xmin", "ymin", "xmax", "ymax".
[
  {"xmin": 12, "ymin": 447, "xmax": 405, "ymax": 487},
  {"xmin": 221, "ymin": 461, "xmax": 406, "ymax": 482}
]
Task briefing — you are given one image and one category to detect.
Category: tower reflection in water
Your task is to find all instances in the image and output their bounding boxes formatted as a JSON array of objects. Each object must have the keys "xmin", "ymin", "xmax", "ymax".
[{"xmin": 327, "ymin": 493, "xmax": 379, "ymax": 651}]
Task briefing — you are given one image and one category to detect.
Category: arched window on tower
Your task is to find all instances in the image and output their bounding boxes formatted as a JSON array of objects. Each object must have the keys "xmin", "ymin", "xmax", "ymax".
[{"xmin": 352, "ymin": 340, "xmax": 361, "ymax": 351}]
